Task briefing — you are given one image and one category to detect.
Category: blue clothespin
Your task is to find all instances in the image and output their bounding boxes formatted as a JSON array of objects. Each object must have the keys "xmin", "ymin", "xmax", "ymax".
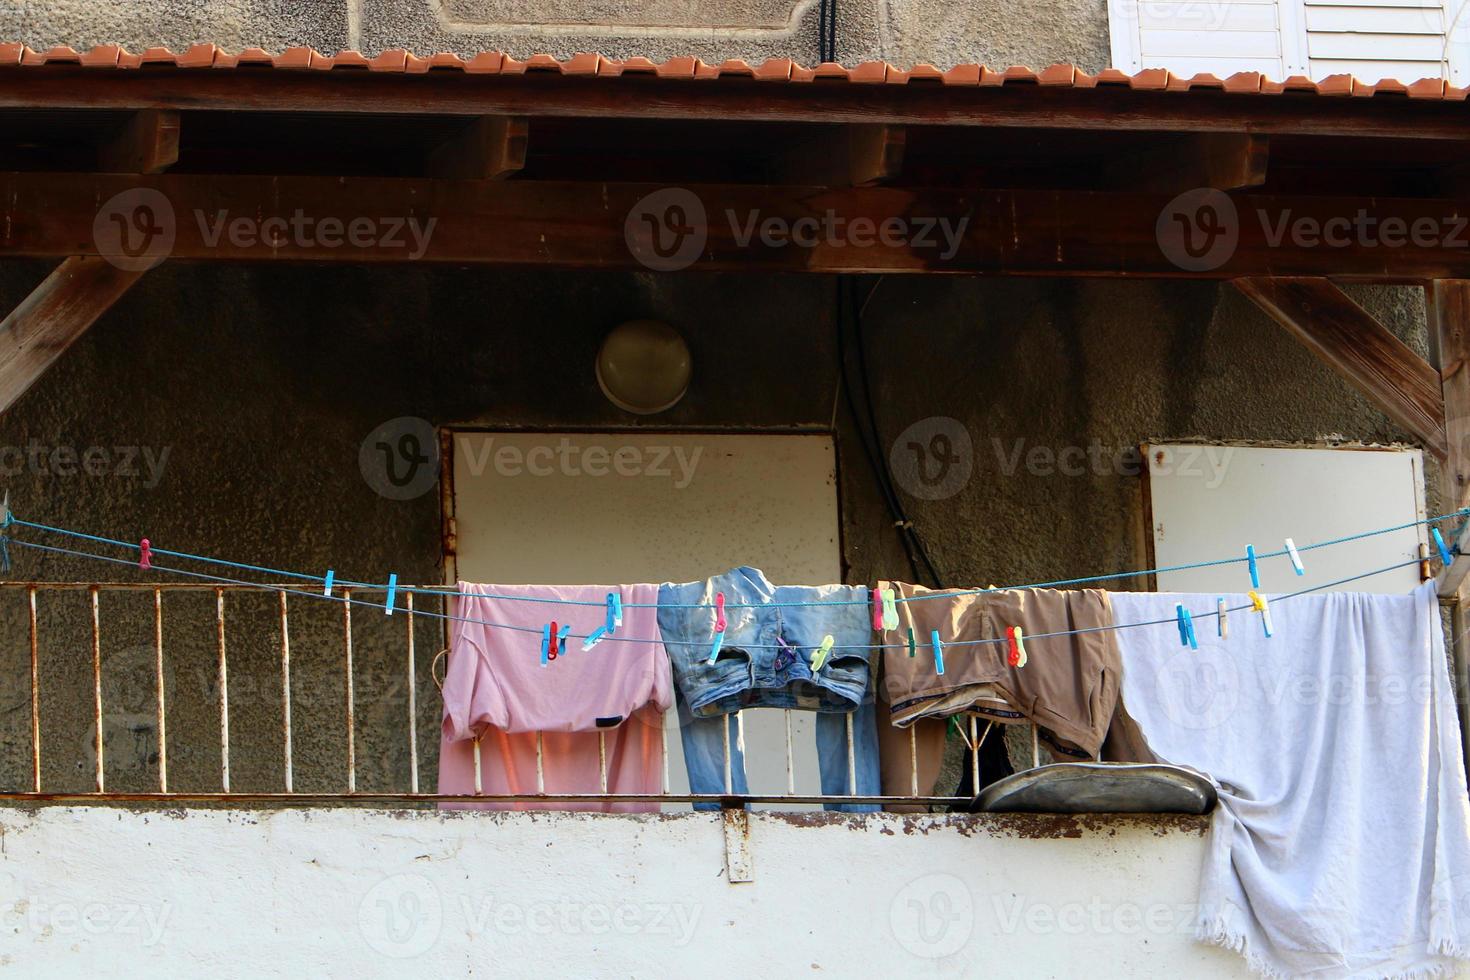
[
  {"xmin": 1246, "ymin": 545, "xmax": 1260, "ymax": 588},
  {"xmin": 556, "ymin": 623, "xmax": 571, "ymax": 654},
  {"xmin": 931, "ymin": 630, "xmax": 945, "ymax": 676},
  {"xmin": 384, "ymin": 573, "xmax": 398, "ymax": 616},
  {"xmin": 1434, "ymin": 527, "xmax": 1455, "ymax": 567},
  {"xmin": 1284, "ymin": 538, "xmax": 1305, "ymax": 576},
  {"xmin": 323, "ymin": 569, "xmax": 335, "ymax": 597},
  {"xmin": 0, "ymin": 491, "xmax": 10, "ymax": 574},
  {"xmin": 540, "ymin": 623, "xmax": 551, "ymax": 666},
  {"xmin": 1176, "ymin": 604, "xmax": 1198, "ymax": 650},
  {"xmin": 605, "ymin": 592, "xmax": 621, "ymax": 633},
  {"xmin": 582, "ymin": 625, "xmax": 609, "ymax": 651},
  {"xmin": 1217, "ymin": 598, "xmax": 1228, "ymax": 639},
  {"xmin": 706, "ymin": 592, "xmax": 727, "ymax": 664}
]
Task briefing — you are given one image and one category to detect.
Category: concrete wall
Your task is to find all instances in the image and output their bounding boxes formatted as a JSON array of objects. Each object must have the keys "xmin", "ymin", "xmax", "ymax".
[
  {"xmin": 0, "ymin": 262, "xmax": 1432, "ymax": 797},
  {"xmin": 0, "ymin": 0, "xmax": 1115, "ymax": 71},
  {"xmin": 0, "ymin": 806, "xmax": 1253, "ymax": 977}
]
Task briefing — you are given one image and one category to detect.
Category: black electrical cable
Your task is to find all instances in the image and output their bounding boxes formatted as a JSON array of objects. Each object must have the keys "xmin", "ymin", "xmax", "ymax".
[
  {"xmin": 850, "ymin": 277, "xmax": 944, "ymax": 586},
  {"xmin": 818, "ymin": 0, "xmax": 838, "ymax": 63},
  {"xmin": 835, "ymin": 276, "xmax": 944, "ymax": 587}
]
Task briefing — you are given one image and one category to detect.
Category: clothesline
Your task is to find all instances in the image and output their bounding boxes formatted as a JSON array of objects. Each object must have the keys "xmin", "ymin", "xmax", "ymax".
[
  {"xmin": 6, "ymin": 506, "xmax": 1465, "ymax": 611},
  {"xmin": 5, "ymin": 536, "xmax": 1425, "ymax": 654}
]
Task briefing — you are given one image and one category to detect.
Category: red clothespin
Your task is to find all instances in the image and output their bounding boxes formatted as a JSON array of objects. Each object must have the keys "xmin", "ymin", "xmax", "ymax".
[
  {"xmin": 548, "ymin": 620, "xmax": 560, "ymax": 661},
  {"xmin": 1006, "ymin": 626, "xmax": 1028, "ymax": 668},
  {"xmin": 139, "ymin": 538, "xmax": 153, "ymax": 571}
]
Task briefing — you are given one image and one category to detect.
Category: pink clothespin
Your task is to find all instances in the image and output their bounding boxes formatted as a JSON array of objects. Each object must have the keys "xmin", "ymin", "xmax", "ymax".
[
  {"xmin": 139, "ymin": 538, "xmax": 152, "ymax": 571},
  {"xmin": 871, "ymin": 587, "xmax": 884, "ymax": 631},
  {"xmin": 706, "ymin": 592, "xmax": 727, "ymax": 664}
]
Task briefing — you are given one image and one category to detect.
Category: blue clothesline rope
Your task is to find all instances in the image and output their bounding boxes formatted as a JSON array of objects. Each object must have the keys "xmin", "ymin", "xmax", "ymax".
[
  {"xmin": 2, "ymin": 537, "xmax": 1427, "ymax": 654},
  {"xmin": 5, "ymin": 506, "xmax": 1466, "ymax": 611}
]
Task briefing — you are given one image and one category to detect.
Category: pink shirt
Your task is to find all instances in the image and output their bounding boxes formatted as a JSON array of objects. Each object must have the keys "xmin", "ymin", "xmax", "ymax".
[{"xmin": 439, "ymin": 583, "xmax": 671, "ymax": 812}]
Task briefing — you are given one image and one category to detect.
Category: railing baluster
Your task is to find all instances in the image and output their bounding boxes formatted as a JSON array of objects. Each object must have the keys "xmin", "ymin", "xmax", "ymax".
[
  {"xmin": 406, "ymin": 592, "xmax": 418, "ymax": 795},
  {"xmin": 1031, "ymin": 723, "xmax": 1040, "ymax": 769},
  {"xmin": 216, "ymin": 588, "xmax": 230, "ymax": 793},
  {"xmin": 909, "ymin": 725, "xmax": 918, "ymax": 798},
  {"xmin": 969, "ymin": 715, "xmax": 980, "ymax": 791},
  {"xmin": 598, "ymin": 731, "xmax": 608, "ymax": 794},
  {"xmin": 90, "ymin": 586, "xmax": 102, "ymax": 793},
  {"xmin": 154, "ymin": 588, "xmax": 167, "ymax": 794},
  {"xmin": 784, "ymin": 709, "xmax": 795, "ymax": 796},
  {"xmin": 28, "ymin": 586, "xmax": 39, "ymax": 793},
  {"xmin": 279, "ymin": 591, "xmax": 293, "ymax": 794},
  {"xmin": 721, "ymin": 713, "xmax": 733, "ymax": 795},
  {"xmin": 535, "ymin": 731, "xmax": 545, "ymax": 794},
  {"xmin": 343, "ymin": 588, "xmax": 355, "ymax": 794},
  {"xmin": 473, "ymin": 735, "xmax": 483, "ymax": 795},
  {"xmin": 846, "ymin": 711, "xmax": 856, "ymax": 795},
  {"xmin": 660, "ymin": 713, "xmax": 670, "ymax": 796}
]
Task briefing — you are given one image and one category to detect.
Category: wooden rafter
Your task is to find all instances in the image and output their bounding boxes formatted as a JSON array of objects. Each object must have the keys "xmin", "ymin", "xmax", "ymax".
[
  {"xmin": 1108, "ymin": 133, "xmax": 1269, "ymax": 193},
  {"xmin": 98, "ymin": 108, "xmax": 180, "ymax": 174},
  {"xmin": 427, "ymin": 115, "xmax": 528, "ymax": 179},
  {"xmin": 778, "ymin": 124, "xmax": 906, "ymax": 187},
  {"xmin": 0, "ymin": 257, "xmax": 148, "ymax": 416},
  {"xmin": 1233, "ymin": 277, "xmax": 1447, "ymax": 457}
]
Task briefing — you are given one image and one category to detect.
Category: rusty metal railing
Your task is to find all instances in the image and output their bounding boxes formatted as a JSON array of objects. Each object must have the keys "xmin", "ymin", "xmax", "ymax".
[{"xmin": 1, "ymin": 582, "xmax": 980, "ymax": 809}]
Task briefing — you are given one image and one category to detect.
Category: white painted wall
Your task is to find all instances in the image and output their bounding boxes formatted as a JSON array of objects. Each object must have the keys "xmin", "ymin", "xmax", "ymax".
[{"xmin": 0, "ymin": 806, "xmax": 1258, "ymax": 977}]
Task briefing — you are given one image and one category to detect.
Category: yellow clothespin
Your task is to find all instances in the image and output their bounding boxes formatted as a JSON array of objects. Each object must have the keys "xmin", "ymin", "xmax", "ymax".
[
  {"xmin": 1248, "ymin": 590, "xmax": 1274, "ymax": 638},
  {"xmin": 880, "ymin": 588, "xmax": 900, "ymax": 631},
  {"xmin": 810, "ymin": 635, "xmax": 835, "ymax": 673}
]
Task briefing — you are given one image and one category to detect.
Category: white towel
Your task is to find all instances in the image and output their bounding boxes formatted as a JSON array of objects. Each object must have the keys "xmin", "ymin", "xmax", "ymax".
[{"xmin": 1111, "ymin": 583, "xmax": 1470, "ymax": 979}]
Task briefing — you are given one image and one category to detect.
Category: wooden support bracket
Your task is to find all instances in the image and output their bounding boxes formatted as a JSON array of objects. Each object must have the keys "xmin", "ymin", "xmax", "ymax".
[
  {"xmin": 1235, "ymin": 277, "xmax": 1447, "ymax": 458},
  {"xmin": 0, "ymin": 257, "xmax": 149, "ymax": 416}
]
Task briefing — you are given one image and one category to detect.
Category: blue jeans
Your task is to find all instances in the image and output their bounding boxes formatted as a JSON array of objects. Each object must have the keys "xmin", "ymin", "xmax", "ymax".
[
  {"xmin": 676, "ymin": 691, "xmax": 881, "ymax": 812},
  {"xmin": 658, "ymin": 567, "xmax": 873, "ymax": 716}
]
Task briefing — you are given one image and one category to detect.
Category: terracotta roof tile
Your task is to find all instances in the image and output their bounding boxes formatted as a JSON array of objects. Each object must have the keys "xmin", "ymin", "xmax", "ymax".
[{"xmin": 0, "ymin": 44, "xmax": 1466, "ymax": 100}]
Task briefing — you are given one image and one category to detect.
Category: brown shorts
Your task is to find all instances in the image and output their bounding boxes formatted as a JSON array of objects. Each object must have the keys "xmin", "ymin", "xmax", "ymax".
[{"xmin": 878, "ymin": 582, "xmax": 1122, "ymax": 758}]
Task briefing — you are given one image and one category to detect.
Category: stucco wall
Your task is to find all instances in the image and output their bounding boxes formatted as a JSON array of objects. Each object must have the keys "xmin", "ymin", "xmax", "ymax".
[
  {"xmin": 0, "ymin": 806, "xmax": 1254, "ymax": 977},
  {"xmin": 0, "ymin": 262, "xmax": 1433, "ymax": 798},
  {"xmin": 0, "ymin": 0, "xmax": 1116, "ymax": 71}
]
